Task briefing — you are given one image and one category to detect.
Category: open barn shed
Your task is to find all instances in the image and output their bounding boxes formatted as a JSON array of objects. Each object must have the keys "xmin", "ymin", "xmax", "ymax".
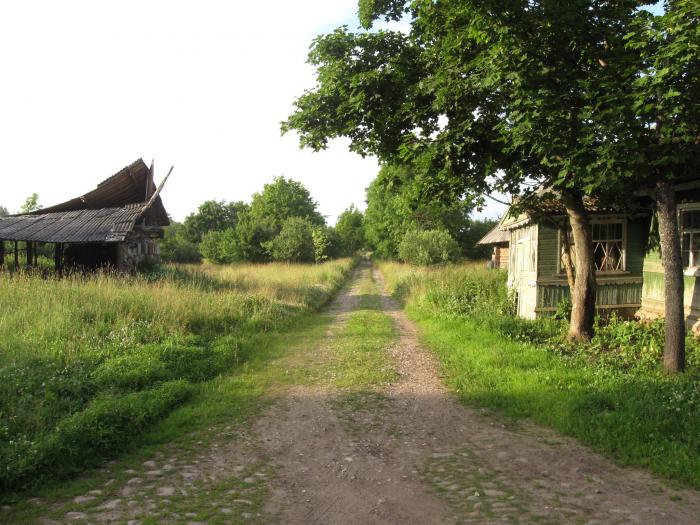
[{"xmin": 0, "ymin": 159, "xmax": 170, "ymax": 272}]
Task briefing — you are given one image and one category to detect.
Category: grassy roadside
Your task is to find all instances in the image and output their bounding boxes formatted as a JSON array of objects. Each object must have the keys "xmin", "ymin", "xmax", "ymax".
[
  {"xmin": 379, "ymin": 261, "xmax": 700, "ymax": 489},
  {"xmin": 0, "ymin": 259, "xmax": 356, "ymax": 496},
  {"xmin": 2, "ymin": 264, "xmax": 400, "ymax": 522}
]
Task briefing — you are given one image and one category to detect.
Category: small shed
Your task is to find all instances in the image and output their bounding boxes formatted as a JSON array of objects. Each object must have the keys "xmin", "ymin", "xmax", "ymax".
[
  {"xmin": 476, "ymin": 224, "xmax": 509, "ymax": 269},
  {"xmin": 0, "ymin": 159, "xmax": 171, "ymax": 272}
]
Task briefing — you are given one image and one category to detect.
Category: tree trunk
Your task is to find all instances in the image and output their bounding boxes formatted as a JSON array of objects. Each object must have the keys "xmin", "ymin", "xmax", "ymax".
[
  {"xmin": 559, "ymin": 224, "xmax": 576, "ymax": 291},
  {"xmin": 655, "ymin": 180, "xmax": 685, "ymax": 373},
  {"xmin": 561, "ymin": 192, "xmax": 596, "ymax": 341}
]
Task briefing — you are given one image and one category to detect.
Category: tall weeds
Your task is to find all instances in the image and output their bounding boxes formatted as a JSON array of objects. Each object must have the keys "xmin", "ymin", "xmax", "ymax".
[{"xmin": 0, "ymin": 259, "xmax": 355, "ymax": 493}]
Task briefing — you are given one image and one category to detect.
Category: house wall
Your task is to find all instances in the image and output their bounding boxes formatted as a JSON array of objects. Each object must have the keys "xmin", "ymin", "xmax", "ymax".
[
  {"xmin": 639, "ymin": 249, "xmax": 700, "ymax": 329},
  {"xmin": 508, "ymin": 217, "xmax": 648, "ymax": 319},
  {"xmin": 507, "ymin": 224, "xmax": 538, "ymax": 319},
  {"xmin": 491, "ymin": 244, "xmax": 509, "ymax": 269}
]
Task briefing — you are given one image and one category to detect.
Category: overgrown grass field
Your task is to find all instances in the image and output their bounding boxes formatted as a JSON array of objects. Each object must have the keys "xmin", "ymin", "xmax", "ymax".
[
  {"xmin": 0, "ymin": 259, "xmax": 355, "ymax": 494},
  {"xmin": 379, "ymin": 261, "xmax": 700, "ymax": 488}
]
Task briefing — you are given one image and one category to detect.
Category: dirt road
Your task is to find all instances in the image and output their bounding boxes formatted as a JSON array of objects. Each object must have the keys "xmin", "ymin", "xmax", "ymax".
[{"xmin": 19, "ymin": 265, "xmax": 700, "ymax": 524}]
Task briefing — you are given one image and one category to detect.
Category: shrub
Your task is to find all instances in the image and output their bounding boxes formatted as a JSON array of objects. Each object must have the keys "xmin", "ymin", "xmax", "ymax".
[
  {"xmin": 160, "ymin": 224, "xmax": 202, "ymax": 264},
  {"xmin": 199, "ymin": 228, "xmax": 242, "ymax": 264},
  {"xmin": 398, "ymin": 229, "xmax": 459, "ymax": 266},
  {"xmin": 268, "ymin": 217, "xmax": 315, "ymax": 263}
]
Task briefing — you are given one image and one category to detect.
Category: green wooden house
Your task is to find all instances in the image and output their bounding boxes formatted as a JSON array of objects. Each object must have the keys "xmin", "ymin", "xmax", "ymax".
[{"xmin": 488, "ymin": 185, "xmax": 700, "ymax": 328}]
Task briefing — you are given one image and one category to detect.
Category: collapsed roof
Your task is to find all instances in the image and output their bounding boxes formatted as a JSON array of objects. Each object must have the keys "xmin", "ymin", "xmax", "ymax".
[{"xmin": 0, "ymin": 159, "xmax": 170, "ymax": 244}]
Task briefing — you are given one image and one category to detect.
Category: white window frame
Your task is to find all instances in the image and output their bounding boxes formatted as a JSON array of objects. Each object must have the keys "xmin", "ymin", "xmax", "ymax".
[
  {"xmin": 557, "ymin": 217, "xmax": 628, "ymax": 275},
  {"xmin": 678, "ymin": 204, "xmax": 700, "ymax": 273}
]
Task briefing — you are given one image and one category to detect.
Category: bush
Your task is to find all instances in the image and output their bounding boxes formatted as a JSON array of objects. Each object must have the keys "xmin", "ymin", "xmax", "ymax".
[
  {"xmin": 268, "ymin": 217, "xmax": 315, "ymax": 263},
  {"xmin": 398, "ymin": 229, "xmax": 459, "ymax": 265},
  {"xmin": 199, "ymin": 228, "xmax": 242, "ymax": 264},
  {"xmin": 160, "ymin": 224, "xmax": 202, "ymax": 264}
]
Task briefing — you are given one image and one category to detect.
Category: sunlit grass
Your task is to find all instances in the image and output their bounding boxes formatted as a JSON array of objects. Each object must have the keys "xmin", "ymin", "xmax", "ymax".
[
  {"xmin": 0, "ymin": 258, "xmax": 355, "ymax": 493},
  {"xmin": 379, "ymin": 260, "xmax": 700, "ymax": 489}
]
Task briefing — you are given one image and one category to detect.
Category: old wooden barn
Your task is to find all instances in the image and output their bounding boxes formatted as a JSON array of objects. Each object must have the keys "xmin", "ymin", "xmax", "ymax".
[{"xmin": 0, "ymin": 159, "xmax": 171, "ymax": 272}]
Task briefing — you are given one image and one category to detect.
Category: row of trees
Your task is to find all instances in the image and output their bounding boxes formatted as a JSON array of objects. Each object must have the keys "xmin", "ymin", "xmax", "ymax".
[
  {"xmin": 162, "ymin": 168, "xmax": 496, "ymax": 266},
  {"xmin": 161, "ymin": 177, "xmax": 367, "ymax": 264},
  {"xmin": 282, "ymin": 0, "xmax": 699, "ymax": 372}
]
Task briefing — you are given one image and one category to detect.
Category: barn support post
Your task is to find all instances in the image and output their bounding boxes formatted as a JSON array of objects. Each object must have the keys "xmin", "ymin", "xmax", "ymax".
[
  {"xmin": 26, "ymin": 241, "xmax": 33, "ymax": 267},
  {"xmin": 54, "ymin": 243, "xmax": 64, "ymax": 275},
  {"xmin": 0, "ymin": 240, "xmax": 4, "ymax": 269},
  {"xmin": 14, "ymin": 241, "xmax": 18, "ymax": 269},
  {"xmin": 33, "ymin": 242, "xmax": 38, "ymax": 266}
]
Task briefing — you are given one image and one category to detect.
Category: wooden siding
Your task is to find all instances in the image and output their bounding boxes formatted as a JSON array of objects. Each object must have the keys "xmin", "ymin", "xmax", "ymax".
[
  {"xmin": 496, "ymin": 246, "xmax": 509, "ymax": 269},
  {"xmin": 537, "ymin": 223, "xmax": 559, "ymax": 277},
  {"xmin": 508, "ymin": 224, "xmax": 538, "ymax": 319},
  {"xmin": 536, "ymin": 280, "xmax": 643, "ymax": 313},
  {"xmin": 537, "ymin": 217, "xmax": 648, "ymax": 279},
  {"xmin": 640, "ymin": 249, "xmax": 700, "ymax": 326}
]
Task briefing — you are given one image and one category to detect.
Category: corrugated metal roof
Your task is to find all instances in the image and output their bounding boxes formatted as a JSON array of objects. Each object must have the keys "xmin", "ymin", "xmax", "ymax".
[
  {"xmin": 0, "ymin": 204, "xmax": 147, "ymax": 243},
  {"xmin": 476, "ymin": 224, "xmax": 509, "ymax": 245},
  {"xmin": 31, "ymin": 158, "xmax": 169, "ymax": 226}
]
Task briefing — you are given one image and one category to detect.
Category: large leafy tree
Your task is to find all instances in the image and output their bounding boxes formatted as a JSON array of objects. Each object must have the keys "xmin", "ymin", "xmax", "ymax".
[
  {"xmin": 284, "ymin": 0, "xmax": 649, "ymax": 341},
  {"xmin": 602, "ymin": 0, "xmax": 700, "ymax": 373},
  {"xmin": 237, "ymin": 176, "xmax": 326, "ymax": 261},
  {"xmin": 182, "ymin": 200, "xmax": 248, "ymax": 244},
  {"xmin": 248, "ymin": 176, "xmax": 325, "ymax": 231},
  {"xmin": 334, "ymin": 205, "xmax": 365, "ymax": 256},
  {"xmin": 364, "ymin": 164, "xmax": 473, "ymax": 258}
]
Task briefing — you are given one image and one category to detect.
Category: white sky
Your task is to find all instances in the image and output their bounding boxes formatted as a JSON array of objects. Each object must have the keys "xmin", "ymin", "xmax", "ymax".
[
  {"xmin": 0, "ymin": 1, "xmax": 382, "ymax": 224},
  {"xmin": 8, "ymin": 1, "xmax": 623, "ymax": 225}
]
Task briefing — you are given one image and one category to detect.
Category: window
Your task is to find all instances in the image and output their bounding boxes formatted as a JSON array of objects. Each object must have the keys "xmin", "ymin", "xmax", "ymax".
[
  {"xmin": 559, "ymin": 220, "xmax": 626, "ymax": 273},
  {"xmin": 680, "ymin": 209, "xmax": 700, "ymax": 269},
  {"xmin": 592, "ymin": 222, "xmax": 624, "ymax": 272}
]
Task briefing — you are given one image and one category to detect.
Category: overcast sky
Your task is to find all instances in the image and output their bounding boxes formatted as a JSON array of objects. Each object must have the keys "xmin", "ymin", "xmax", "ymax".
[{"xmin": 1, "ymin": 2, "xmax": 662, "ymax": 224}]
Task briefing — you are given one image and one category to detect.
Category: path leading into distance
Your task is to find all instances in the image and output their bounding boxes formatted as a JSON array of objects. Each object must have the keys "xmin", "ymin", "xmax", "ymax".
[{"xmin": 13, "ymin": 264, "xmax": 700, "ymax": 524}]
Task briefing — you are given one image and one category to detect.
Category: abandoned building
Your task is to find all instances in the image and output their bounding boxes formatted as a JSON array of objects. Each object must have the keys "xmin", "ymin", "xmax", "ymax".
[{"xmin": 0, "ymin": 159, "xmax": 171, "ymax": 272}]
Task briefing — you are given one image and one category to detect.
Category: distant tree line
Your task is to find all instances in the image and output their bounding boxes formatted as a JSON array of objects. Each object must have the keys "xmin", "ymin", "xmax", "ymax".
[
  {"xmin": 161, "ymin": 171, "xmax": 496, "ymax": 265},
  {"xmin": 161, "ymin": 176, "xmax": 366, "ymax": 264}
]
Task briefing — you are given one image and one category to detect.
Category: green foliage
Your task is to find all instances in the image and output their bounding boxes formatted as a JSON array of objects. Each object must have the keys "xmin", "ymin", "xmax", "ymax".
[
  {"xmin": 182, "ymin": 200, "xmax": 248, "ymax": 244},
  {"xmin": 364, "ymin": 164, "xmax": 474, "ymax": 258},
  {"xmin": 199, "ymin": 228, "xmax": 242, "ymax": 264},
  {"xmin": 397, "ymin": 230, "xmax": 459, "ymax": 266},
  {"xmin": 380, "ymin": 261, "xmax": 700, "ymax": 487},
  {"xmin": 312, "ymin": 226, "xmax": 335, "ymax": 263},
  {"xmin": 461, "ymin": 219, "xmax": 499, "ymax": 260},
  {"xmin": 160, "ymin": 222, "xmax": 202, "ymax": 264},
  {"xmin": 619, "ymin": 0, "xmax": 700, "ymax": 184},
  {"xmin": 1, "ymin": 381, "xmax": 192, "ymax": 492},
  {"xmin": 268, "ymin": 217, "xmax": 315, "ymax": 263},
  {"xmin": 0, "ymin": 206, "xmax": 8, "ymax": 217},
  {"xmin": 248, "ymin": 176, "xmax": 325, "ymax": 232},
  {"xmin": 19, "ymin": 193, "xmax": 40, "ymax": 214},
  {"xmin": 334, "ymin": 205, "xmax": 365, "ymax": 256},
  {"xmin": 0, "ymin": 259, "xmax": 356, "ymax": 492}
]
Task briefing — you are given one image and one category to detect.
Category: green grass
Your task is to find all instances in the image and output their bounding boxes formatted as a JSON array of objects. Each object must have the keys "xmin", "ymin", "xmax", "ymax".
[
  {"xmin": 1, "ymin": 262, "xmax": 399, "ymax": 521},
  {"xmin": 380, "ymin": 260, "xmax": 700, "ymax": 489},
  {"xmin": 0, "ymin": 258, "xmax": 356, "ymax": 494},
  {"xmin": 325, "ymin": 269, "xmax": 398, "ymax": 390}
]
